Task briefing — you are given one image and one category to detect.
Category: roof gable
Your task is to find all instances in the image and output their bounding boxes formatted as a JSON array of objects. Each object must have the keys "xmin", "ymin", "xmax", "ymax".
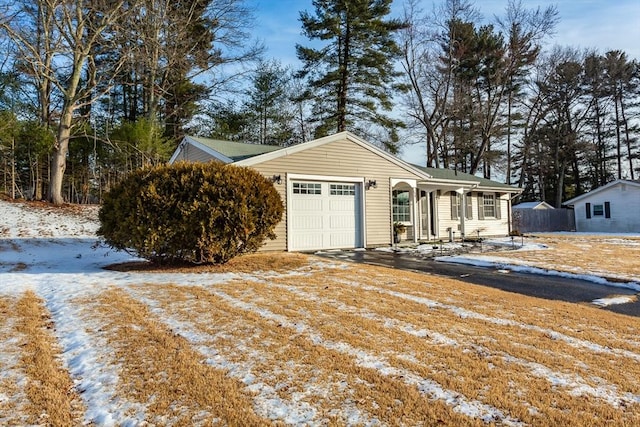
[
  {"xmin": 170, "ymin": 136, "xmax": 283, "ymax": 164},
  {"xmin": 513, "ymin": 201, "xmax": 554, "ymax": 210},
  {"xmin": 234, "ymin": 131, "xmax": 431, "ymax": 179},
  {"xmin": 563, "ymin": 180, "xmax": 640, "ymax": 205}
]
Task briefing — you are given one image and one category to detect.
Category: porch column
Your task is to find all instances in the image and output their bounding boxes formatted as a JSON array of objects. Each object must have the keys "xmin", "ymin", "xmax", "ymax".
[
  {"xmin": 457, "ymin": 188, "xmax": 466, "ymax": 237},
  {"xmin": 412, "ymin": 188, "xmax": 419, "ymax": 243}
]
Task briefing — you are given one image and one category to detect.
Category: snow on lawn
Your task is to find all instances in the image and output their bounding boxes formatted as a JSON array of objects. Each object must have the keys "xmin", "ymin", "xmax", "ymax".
[
  {"xmin": 373, "ymin": 234, "xmax": 640, "ymax": 300},
  {"xmin": 592, "ymin": 295, "xmax": 638, "ymax": 307},
  {"xmin": 436, "ymin": 235, "xmax": 640, "ymax": 294},
  {"xmin": 375, "ymin": 234, "xmax": 640, "ymax": 297},
  {"xmin": 2, "ymin": 199, "xmax": 640, "ymax": 425}
]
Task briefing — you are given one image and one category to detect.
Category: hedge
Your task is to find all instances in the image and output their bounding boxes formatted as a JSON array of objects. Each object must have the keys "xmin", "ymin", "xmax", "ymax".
[{"xmin": 98, "ymin": 162, "xmax": 284, "ymax": 264}]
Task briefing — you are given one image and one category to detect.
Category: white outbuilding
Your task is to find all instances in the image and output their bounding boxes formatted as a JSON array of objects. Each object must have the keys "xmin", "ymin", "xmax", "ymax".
[{"xmin": 563, "ymin": 180, "xmax": 640, "ymax": 233}]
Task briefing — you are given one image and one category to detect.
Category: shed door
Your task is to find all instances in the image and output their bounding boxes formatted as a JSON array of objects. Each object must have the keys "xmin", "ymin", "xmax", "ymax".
[{"xmin": 289, "ymin": 181, "xmax": 362, "ymax": 251}]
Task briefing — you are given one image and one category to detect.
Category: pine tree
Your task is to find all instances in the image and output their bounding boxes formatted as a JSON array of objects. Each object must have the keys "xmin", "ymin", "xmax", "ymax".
[
  {"xmin": 245, "ymin": 60, "xmax": 296, "ymax": 145},
  {"xmin": 296, "ymin": 0, "xmax": 407, "ymax": 152}
]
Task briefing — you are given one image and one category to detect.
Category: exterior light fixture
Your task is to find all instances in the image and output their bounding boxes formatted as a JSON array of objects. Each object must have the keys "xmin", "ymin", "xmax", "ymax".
[
  {"xmin": 271, "ymin": 174, "xmax": 282, "ymax": 184},
  {"xmin": 366, "ymin": 179, "xmax": 377, "ymax": 190}
]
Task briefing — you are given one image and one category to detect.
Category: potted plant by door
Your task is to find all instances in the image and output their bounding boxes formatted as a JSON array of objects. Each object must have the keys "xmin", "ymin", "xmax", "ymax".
[{"xmin": 393, "ymin": 222, "xmax": 406, "ymax": 243}]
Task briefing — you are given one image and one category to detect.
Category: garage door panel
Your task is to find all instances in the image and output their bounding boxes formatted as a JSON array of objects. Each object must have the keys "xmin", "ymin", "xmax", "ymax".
[
  {"xmin": 289, "ymin": 180, "xmax": 362, "ymax": 251},
  {"xmin": 290, "ymin": 198, "xmax": 323, "ymax": 211},
  {"xmin": 290, "ymin": 215, "xmax": 323, "ymax": 231},
  {"xmin": 328, "ymin": 198, "xmax": 354, "ymax": 211},
  {"xmin": 329, "ymin": 215, "xmax": 355, "ymax": 229},
  {"xmin": 290, "ymin": 234, "xmax": 324, "ymax": 250},
  {"xmin": 329, "ymin": 233, "xmax": 356, "ymax": 248}
]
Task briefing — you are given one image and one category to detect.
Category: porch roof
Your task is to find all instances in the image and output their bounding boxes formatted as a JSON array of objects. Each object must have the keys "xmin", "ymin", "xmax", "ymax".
[{"xmin": 411, "ymin": 165, "xmax": 521, "ymax": 193}]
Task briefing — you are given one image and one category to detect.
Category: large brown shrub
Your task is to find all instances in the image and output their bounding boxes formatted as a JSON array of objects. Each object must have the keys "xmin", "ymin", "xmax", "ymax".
[{"xmin": 98, "ymin": 162, "xmax": 283, "ymax": 264}]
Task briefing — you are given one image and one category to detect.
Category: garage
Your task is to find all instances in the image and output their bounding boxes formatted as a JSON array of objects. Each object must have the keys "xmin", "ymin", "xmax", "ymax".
[{"xmin": 288, "ymin": 180, "xmax": 363, "ymax": 251}]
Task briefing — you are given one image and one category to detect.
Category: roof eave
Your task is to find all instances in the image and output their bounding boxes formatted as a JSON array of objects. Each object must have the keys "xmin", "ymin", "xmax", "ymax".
[{"xmin": 563, "ymin": 179, "xmax": 640, "ymax": 205}]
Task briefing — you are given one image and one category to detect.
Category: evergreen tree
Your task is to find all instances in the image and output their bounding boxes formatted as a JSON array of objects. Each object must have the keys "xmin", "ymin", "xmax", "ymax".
[
  {"xmin": 603, "ymin": 50, "xmax": 639, "ymax": 180},
  {"xmin": 296, "ymin": 0, "xmax": 407, "ymax": 152},
  {"xmin": 245, "ymin": 60, "xmax": 296, "ymax": 145}
]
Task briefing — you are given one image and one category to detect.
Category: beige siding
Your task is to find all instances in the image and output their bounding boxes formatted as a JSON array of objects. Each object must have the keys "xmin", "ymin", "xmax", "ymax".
[
  {"xmin": 260, "ymin": 181, "xmax": 287, "ymax": 251},
  {"xmin": 176, "ymin": 144, "xmax": 216, "ymax": 163},
  {"xmin": 437, "ymin": 191, "xmax": 510, "ymax": 239},
  {"xmin": 251, "ymin": 138, "xmax": 424, "ymax": 250}
]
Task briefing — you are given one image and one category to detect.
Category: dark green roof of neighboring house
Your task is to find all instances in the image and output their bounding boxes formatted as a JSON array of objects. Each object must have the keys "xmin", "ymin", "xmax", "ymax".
[
  {"xmin": 188, "ymin": 136, "xmax": 282, "ymax": 161},
  {"xmin": 411, "ymin": 164, "xmax": 519, "ymax": 191}
]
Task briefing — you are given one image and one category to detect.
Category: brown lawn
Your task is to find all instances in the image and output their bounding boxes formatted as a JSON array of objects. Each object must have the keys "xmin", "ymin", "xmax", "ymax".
[
  {"xmin": 484, "ymin": 234, "xmax": 640, "ymax": 281},
  {"xmin": 1, "ymin": 240, "xmax": 639, "ymax": 425}
]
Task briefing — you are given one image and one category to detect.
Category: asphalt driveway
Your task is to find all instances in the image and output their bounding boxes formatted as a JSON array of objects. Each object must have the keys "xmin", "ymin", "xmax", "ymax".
[{"xmin": 316, "ymin": 249, "xmax": 640, "ymax": 317}]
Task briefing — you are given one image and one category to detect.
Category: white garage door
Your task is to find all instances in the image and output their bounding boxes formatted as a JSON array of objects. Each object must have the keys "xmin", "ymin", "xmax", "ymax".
[{"xmin": 289, "ymin": 181, "xmax": 363, "ymax": 251}]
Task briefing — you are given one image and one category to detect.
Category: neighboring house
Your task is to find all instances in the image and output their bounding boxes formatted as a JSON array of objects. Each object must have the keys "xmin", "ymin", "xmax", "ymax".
[
  {"xmin": 169, "ymin": 132, "xmax": 522, "ymax": 251},
  {"xmin": 563, "ymin": 180, "xmax": 640, "ymax": 233},
  {"xmin": 512, "ymin": 201, "xmax": 554, "ymax": 210}
]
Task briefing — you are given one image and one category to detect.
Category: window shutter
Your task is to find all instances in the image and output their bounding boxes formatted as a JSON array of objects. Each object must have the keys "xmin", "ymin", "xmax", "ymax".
[
  {"xmin": 466, "ymin": 193, "xmax": 473, "ymax": 219},
  {"xmin": 450, "ymin": 192, "xmax": 458, "ymax": 220},
  {"xmin": 586, "ymin": 203, "xmax": 591, "ymax": 219},
  {"xmin": 495, "ymin": 193, "xmax": 501, "ymax": 219},
  {"xmin": 605, "ymin": 201, "xmax": 611, "ymax": 218},
  {"xmin": 478, "ymin": 193, "xmax": 484, "ymax": 220}
]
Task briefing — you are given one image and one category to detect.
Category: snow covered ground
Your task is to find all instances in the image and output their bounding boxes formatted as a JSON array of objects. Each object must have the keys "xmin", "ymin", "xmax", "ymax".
[{"xmin": 1, "ymin": 199, "xmax": 640, "ymax": 425}]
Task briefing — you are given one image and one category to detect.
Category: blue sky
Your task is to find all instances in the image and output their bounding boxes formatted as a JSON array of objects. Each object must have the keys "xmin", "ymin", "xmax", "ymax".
[
  {"xmin": 250, "ymin": 0, "xmax": 640, "ymax": 66},
  {"xmin": 247, "ymin": 0, "xmax": 640, "ymax": 163}
]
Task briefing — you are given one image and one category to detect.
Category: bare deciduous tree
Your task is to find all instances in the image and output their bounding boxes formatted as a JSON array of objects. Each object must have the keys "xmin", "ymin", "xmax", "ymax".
[{"xmin": 0, "ymin": 0, "xmax": 133, "ymax": 204}]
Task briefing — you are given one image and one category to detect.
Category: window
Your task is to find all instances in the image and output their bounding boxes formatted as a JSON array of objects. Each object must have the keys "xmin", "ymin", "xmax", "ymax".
[
  {"xmin": 330, "ymin": 184, "xmax": 355, "ymax": 196},
  {"xmin": 589, "ymin": 202, "xmax": 611, "ymax": 218},
  {"xmin": 292, "ymin": 182, "xmax": 321, "ymax": 195},
  {"xmin": 451, "ymin": 192, "xmax": 473, "ymax": 220},
  {"xmin": 451, "ymin": 192, "xmax": 460, "ymax": 220},
  {"xmin": 483, "ymin": 194, "xmax": 496, "ymax": 218},
  {"xmin": 593, "ymin": 204, "xmax": 604, "ymax": 216},
  {"xmin": 392, "ymin": 190, "xmax": 411, "ymax": 223}
]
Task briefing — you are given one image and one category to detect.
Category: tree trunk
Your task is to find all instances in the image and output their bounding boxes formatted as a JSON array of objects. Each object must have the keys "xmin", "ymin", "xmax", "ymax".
[
  {"xmin": 337, "ymin": 20, "xmax": 350, "ymax": 132},
  {"xmin": 620, "ymin": 94, "xmax": 635, "ymax": 180},
  {"xmin": 614, "ymin": 87, "xmax": 622, "ymax": 180},
  {"xmin": 11, "ymin": 136, "xmax": 15, "ymax": 199},
  {"xmin": 555, "ymin": 160, "xmax": 566, "ymax": 208},
  {"xmin": 506, "ymin": 90, "xmax": 512, "ymax": 185},
  {"xmin": 50, "ymin": 108, "xmax": 74, "ymax": 205}
]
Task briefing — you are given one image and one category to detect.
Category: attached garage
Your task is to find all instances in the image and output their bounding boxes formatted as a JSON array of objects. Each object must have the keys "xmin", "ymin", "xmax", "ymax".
[{"xmin": 287, "ymin": 177, "xmax": 364, "ymax": 251}]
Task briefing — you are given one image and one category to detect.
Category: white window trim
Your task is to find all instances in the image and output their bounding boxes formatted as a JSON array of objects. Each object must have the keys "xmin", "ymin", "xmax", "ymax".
[
  {"xmin": 593, "ymin": 204, "xmax": 604, "ymax": 216},
  {"xmin": 483, "ymin": 194, "xmax": 496, "ymax": 218},
  {"xmin": 392, "ymin": 189, "xmax": 412, "ymax": 224}
]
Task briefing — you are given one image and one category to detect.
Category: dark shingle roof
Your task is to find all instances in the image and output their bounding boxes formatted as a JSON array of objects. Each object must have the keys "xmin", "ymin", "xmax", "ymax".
[{"xmin": 412, "ymin": 165, "xmax": 519, "ymax": 191}]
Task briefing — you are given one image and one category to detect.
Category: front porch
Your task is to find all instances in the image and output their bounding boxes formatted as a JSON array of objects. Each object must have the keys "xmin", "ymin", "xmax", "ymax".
[{"xmin": 391, "ymin": 178, "xmax": 480, "ymax": 244}]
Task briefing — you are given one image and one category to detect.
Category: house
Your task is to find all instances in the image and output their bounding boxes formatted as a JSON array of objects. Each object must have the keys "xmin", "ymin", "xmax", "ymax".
[
  {"xmin": 169, "ymin": 132, "xmax": 522, "ymax": 251},
  {"xmin": 512, "ymin": 201, "xmax": 554, "ymax": 210},
  {"xmin": 563, "ymin": 180, "xmax": 640, "ymax": 233}
]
